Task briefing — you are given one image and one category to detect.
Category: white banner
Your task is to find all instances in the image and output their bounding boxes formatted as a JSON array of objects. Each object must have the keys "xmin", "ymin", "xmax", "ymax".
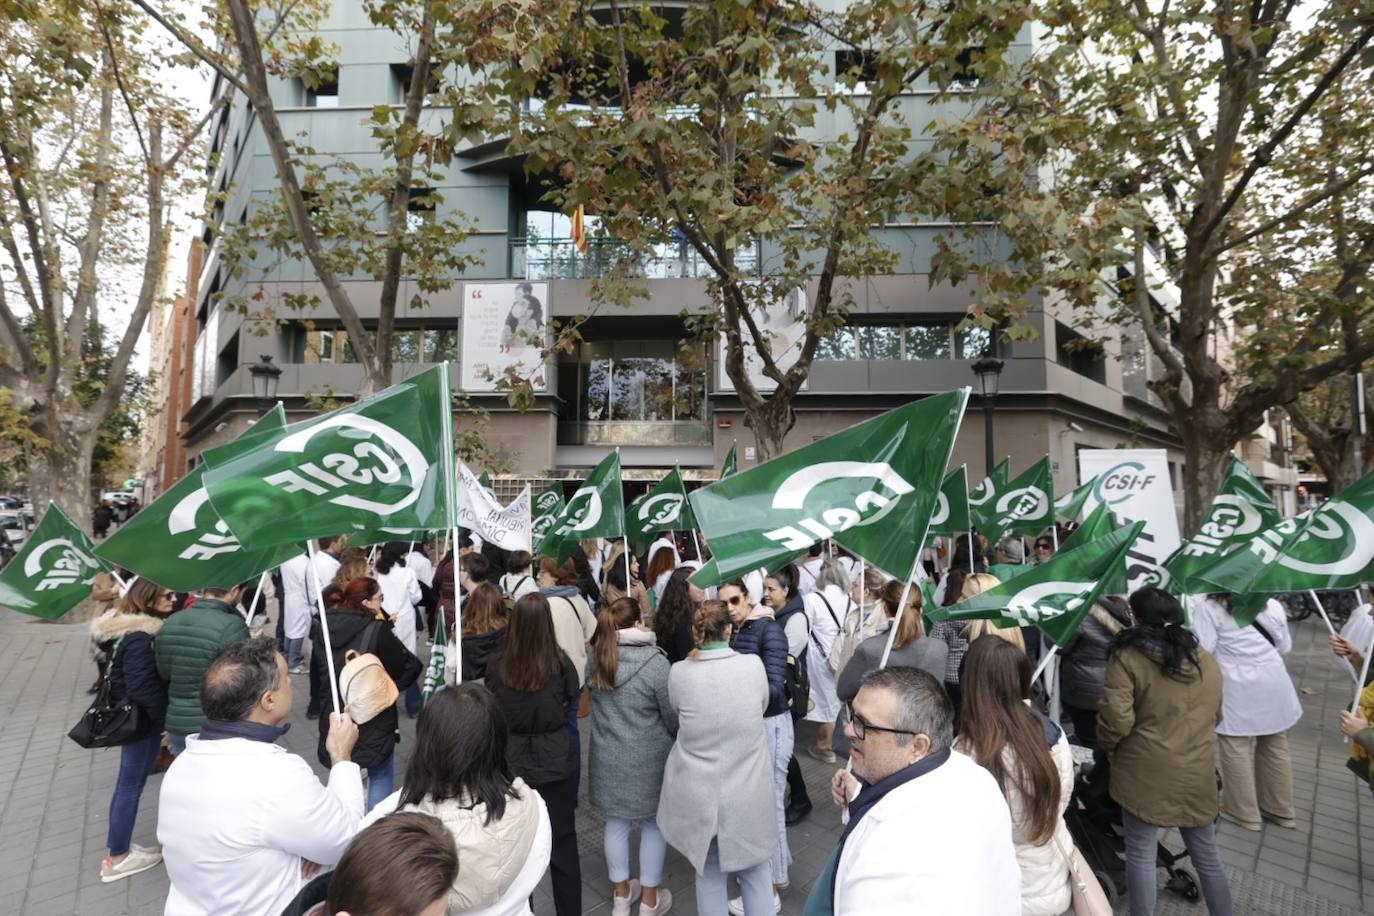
[
  {"xmin": 458, "ymin": 463, "xmax": 532, "ymax": 552},
  {"xmin": 1077, "ymin": 448, "xmax": 1182, "ymax": 593},
  {"xmin": 460, "ymin": 282, "xmax": 549, "ymax": 392},
  {"xmin": 717, "ymin": 286, "xmax": 808, "ymax": 392}
]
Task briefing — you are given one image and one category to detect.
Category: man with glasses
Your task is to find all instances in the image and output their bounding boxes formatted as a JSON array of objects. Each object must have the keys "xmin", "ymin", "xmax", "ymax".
[{"xmin": 805, "ymin": 666, "xmax": 1019, "ymax": 914}]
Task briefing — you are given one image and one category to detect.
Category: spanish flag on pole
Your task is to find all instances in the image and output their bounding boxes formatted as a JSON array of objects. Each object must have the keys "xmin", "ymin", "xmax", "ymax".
[{"xmin": 571, "ymin": 203, "xmax": 588, "ymax": 254}]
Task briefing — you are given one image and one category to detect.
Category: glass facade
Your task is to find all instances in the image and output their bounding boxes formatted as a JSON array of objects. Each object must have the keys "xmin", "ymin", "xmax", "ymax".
[
  {"xmin": 566, "ymin": 341, "xmax": 707, "ymax": 423},
  {"xmin": 816, "ymin": 319, "xmax": 991, "ymax": 362}
]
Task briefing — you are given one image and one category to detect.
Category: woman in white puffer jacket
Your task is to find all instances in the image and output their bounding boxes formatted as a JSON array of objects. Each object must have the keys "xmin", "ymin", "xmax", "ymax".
[{"xmin": 956, "ymin": 635, "xmax": 1073, "ymax": 916}]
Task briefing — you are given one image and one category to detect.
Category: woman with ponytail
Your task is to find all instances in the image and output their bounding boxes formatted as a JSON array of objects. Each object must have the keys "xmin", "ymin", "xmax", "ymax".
[
  {"xmin": 1099, "ymin": 587, "xmax": 1233, "ymax": 916},
  {"xmin": 587, "ymin": 598, "xmax": 676, "ymax": 916}
]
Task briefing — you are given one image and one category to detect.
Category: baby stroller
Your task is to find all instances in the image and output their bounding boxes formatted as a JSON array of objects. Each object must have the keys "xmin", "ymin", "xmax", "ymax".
[{"xmin": 1065, "ymin": 748, "xmax": 1202, "ymax": 907}]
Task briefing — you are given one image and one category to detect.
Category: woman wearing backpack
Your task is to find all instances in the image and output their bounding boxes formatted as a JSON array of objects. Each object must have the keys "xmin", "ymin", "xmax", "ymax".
[
  {"xmin": 1192, "ymin": 594, "xmax": 1301, "ymax": 831},
  {"xmin": 799, "ymin": 558, "xmax": 851, "ymax": 764},
  {"xmin": 315, "ymin": 576, "xmax": 423, "ymax": 809},
  {"xmin": 587, "ymin": 597, "xmax": 677, "ymax": 916}
]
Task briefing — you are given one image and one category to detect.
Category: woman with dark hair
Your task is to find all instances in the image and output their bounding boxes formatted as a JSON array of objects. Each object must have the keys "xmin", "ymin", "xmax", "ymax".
[
  {"xmin": 603, "ymin": 549, "xmax": 651, "ymax": 620},
  {"xmin": 956, "ymin": 636, "xmax": 1072, "ymax": 915},
  {"xmin": 450, "ymin": 582, "xmax": 509, "ymax": 683},
  {"xmin": 1058, "ymin": 595, "xmax": 1132, "ymax": 748},
  {"xmin": 361, "ymin": 684, "xmax": 551, "ymax": 915},
  {"xmin": 646, "ymin": 540, "xmax": 678, "ymax": 602},
  {"xmin": 1099, "ymin": 587, "xmax": 1233, "ymax": 916},
  {"xmin": 315, "ymin": 576, "xmax": 423, "ymax": 809},
  {"xmin": 653, "ymin": 567, "xmax": 703, "ymax": 664},
  {"xmin": 485, "ymin": 594, "xmax": 582, "ymax": 916},
  {"xmin": 761, "ymin": 564, "xmax": 813, "ymax": 821},
  {"xmin": 657, "ymin": 600, "xmax": 776, "ymax": 916},
  {"xmin": 375, "ymin": 540, "xmax": 424, "ymax": 716},
  {"xmin": 588, "ymin": 597, "xmax": 677, "ymax": 916},
  {"xmin": 535, "ymin": 556, "xmax": 598, "ymax": 691},
  {"xmin": 324, "ymin": 812, "xmax": 459, "ymax": 916}
]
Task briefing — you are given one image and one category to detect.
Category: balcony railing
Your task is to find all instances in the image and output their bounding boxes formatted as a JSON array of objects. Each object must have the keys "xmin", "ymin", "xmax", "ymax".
[{"xmin": 510, "ymin": 237, "xmax": 761, "ymax": 281}]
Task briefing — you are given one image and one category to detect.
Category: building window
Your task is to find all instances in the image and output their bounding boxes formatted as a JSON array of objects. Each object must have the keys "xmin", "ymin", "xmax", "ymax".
[
  {"xmin": 858, "ymin": 325, "xmax": 903, "ymax": 360},
  {"xmin": 391, "ymin": 63, "xmax": 440, "ymax": 102},
  {"xmin": 812, "ymin": 319, "xmax": 993, "ymax": 362},
  {"xmin": 305, "ymin": 69, "xmax": 339, "ymax": 108},
  {"xmin": 1055, "ymin": 321, "xmax": 1106, "ymax": 384},
  {"xmin": 816, "ymin": 328, "xmax": 858, "ymax": 360},
  {"xmin": 834, "ymin": 50, "xmax": 880, "ymax": 93},
  {"xmin": 566, "ymin": 340, "xmax": 707, "ymax": 424},
  {"xmin": 406, "ymin": 188, "xmax": 436, "ymax": 232},
  {"xmin": 956, "ymin": 325, "xmax": 993, "ymax": 360},
  {"xmin": 902, "ymin": 322, "xmax": 952, "ymax": 360},
  {"xmin": 423, "ymin": 328, "xmax": 456, "ymax": 362},
  {"xmin": 390, "ymin": 330, "xmax": 421, "ymax": 364}
]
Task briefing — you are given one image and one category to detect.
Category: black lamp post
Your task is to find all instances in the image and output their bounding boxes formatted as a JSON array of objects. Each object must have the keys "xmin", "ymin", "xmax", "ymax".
[
  {"xmin": 248, "ymin": 354, "xmax": 282, "ymax": 417},
  {"xmin": 972, "ymin": 356, "xmax": 1005, "ymax": 477}
]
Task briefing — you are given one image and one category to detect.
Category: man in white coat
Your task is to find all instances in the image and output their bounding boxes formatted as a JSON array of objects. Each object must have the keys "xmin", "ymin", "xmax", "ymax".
[
  {"xmin": 807, "ymin": 666, "xmax": 1020, "ymax": 915},
  {"xmin": 278, "ymin": 553, "xmax": 312, "ymax": 674},
  {"xmin": 159, "ymin": 636, "xmax": 364, "ymax": 916}
]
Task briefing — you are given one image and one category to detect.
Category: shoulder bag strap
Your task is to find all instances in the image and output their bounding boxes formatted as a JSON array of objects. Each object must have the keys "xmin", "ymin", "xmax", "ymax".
[{"xmin": 1251, "ymin": 619, "xmax": 1277, "ymax": 648}]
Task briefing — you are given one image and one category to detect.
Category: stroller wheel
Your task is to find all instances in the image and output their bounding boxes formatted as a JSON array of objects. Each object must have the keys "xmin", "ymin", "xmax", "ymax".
[
  {"xmin": 1093, "ymin": 869, "xmax": 1121, "ymax": 908},
  {"xmin": 1165, "ymin": 868, "xmax": 1200, "ymax": 902}
]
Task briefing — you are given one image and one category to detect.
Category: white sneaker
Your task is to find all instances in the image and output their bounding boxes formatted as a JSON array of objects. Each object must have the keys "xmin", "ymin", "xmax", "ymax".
[
  {"xmin": 612, "ymin": 878, "xmax": 642, "ymax": 916},
  {"xmin": 726, "ymin": 890, "xmax": 780, "ymax": 916},
  {"xmin": 639, "ymin": 888, "xmax": 673, "ymax": 916},
  {"xmin": 100, "ymin": 847, "xmax": 162, "ymax": 883}
]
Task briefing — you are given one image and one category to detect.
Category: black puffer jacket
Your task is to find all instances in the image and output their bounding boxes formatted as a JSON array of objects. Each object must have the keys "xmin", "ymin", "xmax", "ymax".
[
  {"xmin": 461, "ymin": 626, "xmax": 507, "ymax": 682},
  {"xmin": 315, "ymin": 608, "xmax": 422, "ymax": 769},
  {"xmin": 91, "ymin": 611, "xmax": 168, "ymax": 734},
  {"xmin": 731, "ymin": 615, "xmax": 789, "ymax": 718},
  {"xmin": 485, "ymin": 650, "xmax": 579, "ymax": 786},
  {"xmin": 1059, "ymin": 596, "xmax": 1132, "ymax": 710}
]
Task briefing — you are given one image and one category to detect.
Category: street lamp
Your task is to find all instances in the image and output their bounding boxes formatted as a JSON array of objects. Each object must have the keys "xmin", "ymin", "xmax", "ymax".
[
  {"xmin": 248, "ymin": 354, "xmax": 282, "ymax": 416},
  {"xmin": 971, "ymin": 356, "xmax": 1005, "ymax": 478}
]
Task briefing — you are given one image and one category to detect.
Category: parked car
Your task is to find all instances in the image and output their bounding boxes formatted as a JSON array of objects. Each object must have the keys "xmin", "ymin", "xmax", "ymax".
[
  {"xmin": 0, "ymin": 528, "xmax": 15, "ymax": 569},
  {"xmin": 0, "ymin": 511, "xmax": 30, "ymax": 550}
]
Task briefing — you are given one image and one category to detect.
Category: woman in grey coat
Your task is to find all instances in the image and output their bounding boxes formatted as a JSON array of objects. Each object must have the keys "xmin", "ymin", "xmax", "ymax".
[
  {"xmin": 657, "ymin": 600, "xmax": 777, "ymax": 916},
  {"xmin": 587, "ymin": 597, "xmax": 678, "ymax": 916}
]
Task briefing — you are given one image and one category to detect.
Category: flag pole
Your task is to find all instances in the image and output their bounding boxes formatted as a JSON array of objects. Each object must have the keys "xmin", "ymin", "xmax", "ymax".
[
  {"xmin": 367, "ymin": 544, "xmax": 378, "ymax": 569},
  {"xmin": 243, "ymin": 569, "xmax": 269, "ymax": 625},
  {"xmin": 306, "ymin": 540, "xmax": 342, "ymax": 717},
  {"xmin": 1031, "ymin": 642, "xmax": 1060, "ymax": 683},
  {"xmin": 1309, "ymin": 589, "xmax": 1338, "ymax": 638},
  {"xmin": 115, "ymin": 572, "xmax": 137, "ymax": 597}
]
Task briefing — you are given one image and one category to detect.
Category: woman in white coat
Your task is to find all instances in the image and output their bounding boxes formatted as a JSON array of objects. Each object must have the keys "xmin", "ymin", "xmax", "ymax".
[
  {"xmin": 1192, "ymin": 594, "xmax": 1301, "ymax": 831},
  {"xmin": 376, "ymin": 541, "xmax": 424, "ymax": 717},
  {"xmin": 800, "ymin": 558, "xmax": 850, "ymax": 761}
]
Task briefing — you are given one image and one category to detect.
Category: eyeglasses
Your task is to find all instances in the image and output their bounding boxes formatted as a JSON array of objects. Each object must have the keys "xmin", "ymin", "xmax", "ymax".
[
  {"xmin": 160, "ymin": 592, "xmax": 175, "ymax": 602},
  {"xmin": 1035, "ymin": 543, "xmax": 1053, "ymax": 551},
  {"xmin": 725, "ymin": 594, "xmax": 746, "ymax": 606},
  {"xmin": 844, "ymin": 701, "xmax": 916, "ymax": 742}
]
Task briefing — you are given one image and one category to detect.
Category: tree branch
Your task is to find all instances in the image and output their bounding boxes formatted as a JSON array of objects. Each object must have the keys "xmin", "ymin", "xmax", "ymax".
[
  {"xmin": 164, "ymin": 93, "xmax": 230, "ymax": 171},
  {"xmin": 0, "ymin": 267, "xmax": 40, "ymax": 379},
  {"xmin": 128, "ymin": 0, "xmax": 249, "ymax": 95},
  {"xmin": 1129, "ymin": 227, "xmax": 1188, "ymax": 415},
  {"xmin": 98, "ymin": 21, "xmax": 151, "ymax": 167},
  {"xmin": 1208, "ymin": 161, "xmax": 1374, "ymax": 258},
  {"xmin": 67, "ymin": 64, "xmax": 116, "ymax": 353}
]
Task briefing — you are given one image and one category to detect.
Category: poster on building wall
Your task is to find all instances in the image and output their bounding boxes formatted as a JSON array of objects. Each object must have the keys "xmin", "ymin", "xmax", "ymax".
[
  {"xmin": 1077, "ymin": 448, "xmax": 1182, "ymax": 594},
  {"xmin": 459, "ymin": 282, "xmax": 550, "ymax": 392},
  {"xmin": 717, "ymin": 286, "xmax": 809, "ymax": 393}
]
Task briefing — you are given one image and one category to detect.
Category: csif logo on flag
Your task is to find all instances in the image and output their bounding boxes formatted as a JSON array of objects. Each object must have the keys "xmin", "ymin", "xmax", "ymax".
[
  {"xmin": 1002, "ymin": 579, "xmax": 1095, "ymax": 622},
  {"xmin": 1178, "ymin": 495, "xmax": 1267, "ymax": 559},
  {"xmin": 637, "ymin": 493, "xmax": 684, "ymax": 527},
  {"xmin": 25, "ymin": 539, "xmax": 103, "ymax": 591},
  {"xmin": 534, "ymin": 490, "xmax": 562, "ymax": 513},
  {"xmin": 1251, "ymin": 503, "xmax": 1374, "ymax": 576},
  {"xmin": 994, "ymin": 486, "xmax": 1049, "ymax": 522},
  {"xmin": 929, "ymin": 491, "xmax": 951, "ymax": 528},
  {"xmin": 261, "ymin": 415, "xmax": 428, "ymax": 517},
  {"xmin": 763, "ymin": 461, "xmax": 913, "ymax": 551},
  {"xmin": 553, "ymin": 486, "xmax": 603, "ymax": 536},
  {"xmin": 168, "ymin": 487, "xmax": 241, "ymax": 561}
]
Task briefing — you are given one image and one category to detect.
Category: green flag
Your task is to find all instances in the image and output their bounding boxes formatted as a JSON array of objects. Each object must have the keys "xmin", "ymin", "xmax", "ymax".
[
  {"xmin": 1196, "ymin": 468, "xmax": 1374, "ymax": 624},
  {"xmin": 689, "ymin": 390, "xmax": 968, "ymax": 586},
  {"xmin": 422, "ymin": 607, "xmax": 448, "ymax": 704},
  {"xmin": 0, "ymin": 505, "xmax": 111, "ymax": 620},
  {"xmin": 721, "ymin": 441, "xmax": 738, "ymax": 479},
  {"xmin": 928, "ymin": 467, "xmax": 971, "ymax": 538},
  {"xmin": 627, "ymin": 466, "xmax": 697, "ymax": 553},
  {"xmin": 968, "ymin": 456, "xmax": 1010, "ymax": 512},
  {"xmin": 477, "ymin": 470, "xmax": 494, "ymax": 492},
  {"xmin": 96, "ymin": 407, "xmax": 303, "ymax": 591},
  {"xmin": 531, "ymin": 482, "xmax": 566, "ymax": 554},
  {"xmin": 1164, "ymin": 455, "xmax": 1280, "ymax": 596},
  {"xmin": 977, "ymin": 456, "xmax": 1055, "ymax": 543},
  {"xmin": 1055, "ymin": 477, "xmax": 1097, "ymax": 523},
  {"xmin": 202, "ymin": 365, "xmax": 457, "ymax": 549},
  {"xmin": 1059, "ymin": 501, "xmax": 1126, "ymax": 593},
  {"xmin": 540, "ymin": 450, "xmax": 625, "ymax": 562},
  {"xmin": 928, "ymin": 521, "xmax": 1145, "ymax": 646}
]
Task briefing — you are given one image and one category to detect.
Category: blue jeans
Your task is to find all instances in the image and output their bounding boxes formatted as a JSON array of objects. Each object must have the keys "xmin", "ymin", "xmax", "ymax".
[
  {"xmin": 285, "ymin": 637, "xmax": 304, "ymax": 669},
  {"xmin": 762, "ymin": 712, "xmax": 793, "ymax": 886},
  {"xmin": 604, "ymin": 816, "xmax": 667, "ymax": 887},
  {"xmin": 106, "ymin": 733, "xmax": 162, "ymax": 856},
  {"xmin": 405, "ymin": 681, "xmax": 422, "ymax": 717},
  {"xmin": 366, "ymin": 753, "xmax": 395, "ymax": 810},
  {"xmin": 1122, "ymin": 810, "xmax": 1234, "ymax": 916},
  {"xmin": 167, "ymin": 732, "xmax": 187, "ymax": 756},
  {"xmin": 695, "ymin": 838, "xmax": 772, "ymax": 916}
]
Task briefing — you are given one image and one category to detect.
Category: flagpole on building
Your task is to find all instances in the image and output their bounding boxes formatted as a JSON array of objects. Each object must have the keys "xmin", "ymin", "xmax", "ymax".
[{"xmin": 306, "ymin": 541, "xmax": 342, "ymax": 717}]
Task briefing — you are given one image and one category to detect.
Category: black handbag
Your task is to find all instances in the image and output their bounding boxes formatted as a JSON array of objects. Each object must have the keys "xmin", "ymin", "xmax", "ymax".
[{"xmin": 68, "ymin": 636, "xmax": 149, "ymax": 749}]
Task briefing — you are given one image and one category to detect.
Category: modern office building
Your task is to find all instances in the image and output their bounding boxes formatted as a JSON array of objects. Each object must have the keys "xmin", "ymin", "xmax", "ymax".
[{"xmin": 160, "ymin": 1, "xmax": 1212, "ymax": 515}]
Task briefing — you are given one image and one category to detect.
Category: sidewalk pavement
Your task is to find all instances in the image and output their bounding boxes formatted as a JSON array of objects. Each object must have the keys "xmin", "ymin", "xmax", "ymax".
[{"xmin": 0, "ymin": 604, "xmax": 1369, "ymax": 915}]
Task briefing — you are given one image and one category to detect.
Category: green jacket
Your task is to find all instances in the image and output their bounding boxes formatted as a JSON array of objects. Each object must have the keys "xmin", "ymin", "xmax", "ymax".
[{"xmin": 154, "ymin": 597, "xmax": 249, "ymax": 736}]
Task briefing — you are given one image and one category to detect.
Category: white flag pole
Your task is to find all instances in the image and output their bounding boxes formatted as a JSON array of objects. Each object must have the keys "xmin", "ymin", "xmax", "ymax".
[
  {"xmin": 367, "ymin": 544, "xmax": 378, "ymax": 569},
  {"xmin": 1309, "ymin": 589, "xmax": 1339, "ymax": 638},
  {"xmin": 115, "ymin": 572, "xmax": 138, "ymax": 597},
  {"xmin": 1031, "ymin": 642, "xmax": 1060, "ymax": 683},
  {"xmin": 243, "ymin": 569, "xmax": 269, "ymax": 625},
  {"xmin": 306, "ymin": 540, "xmax": 342, "ymax": 717}
]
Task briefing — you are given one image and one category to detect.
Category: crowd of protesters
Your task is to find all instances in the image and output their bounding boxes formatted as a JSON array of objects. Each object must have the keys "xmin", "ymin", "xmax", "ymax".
[{"xmin": 79, "ymin": 516, "xmax": 1355, "ymax": 916}]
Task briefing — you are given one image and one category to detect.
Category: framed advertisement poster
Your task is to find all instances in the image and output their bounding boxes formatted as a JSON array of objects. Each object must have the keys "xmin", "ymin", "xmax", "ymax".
[
  {"xmin": 716, "ymin": 286, "xmax": 808, "ymax": 392},
  {"xmin": 460, "ymin": 281, "xmax": 550, "ymax": 392}
]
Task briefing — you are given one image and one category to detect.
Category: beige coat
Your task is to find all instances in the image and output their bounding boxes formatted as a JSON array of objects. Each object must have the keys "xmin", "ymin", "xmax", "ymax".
[{"xmin": 1097, "ymin": 643, "xmax": 1223, "ymax": 828}]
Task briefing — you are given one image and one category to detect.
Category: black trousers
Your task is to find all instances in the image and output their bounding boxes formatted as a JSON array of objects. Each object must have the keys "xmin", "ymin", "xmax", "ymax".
[
  {"xmin": 307, "ymin": 617, "xmax": 325, "ymax": 713},
  {"xmin": 786, "ymin": 754, "xmax": 811, "ymax": 807},
  {"xmin": 1065, "ymin": 703, "xmax": 1099, "ymax": 749},
  {"xmin": 531, "ymin": 774, "xmax": 581, "ymax": 916}
]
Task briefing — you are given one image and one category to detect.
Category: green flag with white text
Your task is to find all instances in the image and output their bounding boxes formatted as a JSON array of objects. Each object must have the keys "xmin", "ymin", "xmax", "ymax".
[
  {"xmin": 1164, "ymin": 455, "xmax": 1281, "ymax": 596},
  {"xmin": 1060, "ymin": 501, "xmax": 1125, "ymax": 593},
  {"xmin": 202, "ymin": 365, "xmax": 457, "ymax": 548},
  {"xmin": 540, "ymin": 450, "xmax": 625, "ymax": 562},
  {"xmin": 928, "ymin": 521, "xmax": 1145, "ymax": 646},
  {"xmin": 977, "ymin": 457, "xmax": 1055, "ymax": 543},
  {"xmin": 928, "ymin": 467, "xmax": 971, "ymax": 538},
  {"xmin": 422, "ymin": 607, "xmax": 448, "ymax": 704},
  {"xmin": 721, "ymin": 441, "xmax": 738, "ymax": 479},
  {"xmin": 969, "ymin": 457, "xmax": 1010, "ymax": 514},
  {"xmin": 96, "ymin": 406, "xmax": 303, "ymax": 591},
  {"xmin": 1055, "ymin": 477, "xmax": 1097, "ymax": 523},
  {"xmin": 689, "ymin": 391, "xmax": 968, "ymax": 586},
  {"xmin": 627, "ymin": 466, "xmax": 697, "ymax": 553},
  {"xmin": 0, "ymin": 505, "xmax": 111, "ymax": 620},
  {"xmin": 531, "ymin": 482, "xmax": 566, "ymax": 554}
]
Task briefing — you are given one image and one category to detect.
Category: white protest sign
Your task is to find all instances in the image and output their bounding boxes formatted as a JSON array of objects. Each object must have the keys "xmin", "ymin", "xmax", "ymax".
[
  {"xmin": 458, "ymin": 463, "xmax": 532, "ymax": 551},
  {"xmin": 1077, "ymin": 448, "xmax": 1182, "ymax": 594}
]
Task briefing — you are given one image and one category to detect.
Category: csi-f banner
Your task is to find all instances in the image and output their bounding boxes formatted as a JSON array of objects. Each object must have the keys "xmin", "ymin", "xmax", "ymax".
[
  {"xmin": 1055, "ymin": 477, "xmax": 1097, "ymax": 523},
  {"xmin": 627, "ymin": 466, "xmax": 697, "ymax": 553},
  {"xmin": 203, "ymin": 365, "xmax": 457, "ymax": 549},
  {"xmin": 978, "ymin": 457, "xmax": 1054, "ymax": 543},
  {"xmin": 0, "ymin": 505, "xmax": 110, "ymax": 620},
  {"xmin": 928, "ymin": 467, "xmax": 971, "ymax": 538},
  {"xmin": 1078, "ymin": 449, "xmax": 1182, "ymax": 594},
  {"xmin": 458, "ymin": 463, "xmax": 532, "ymax": 552},
  {"xmin": 968, "ymin": 457, "xmax": 1010, "ymax": 511},
  {"xmin": 721, "ymin": 441, "xmax": 738, "ymax": 479},
  {"xmin": 531, "ymin": 483, "xmax": 566, "ymax": 554},
  {"xmin": 540, "ymin": 450, "xmax": 625, "ymax": 562},
  {"xmin": 689, "ymin": 390, "xmax": 968, "ymax": 586},
  {"xmin": 1197, "ymin": 469, "xmax": 1374, "ymax": 622},
  {"xmin": 928, "ymin": 521, "xmax": 1145, "ymax": 647},
  {"xmin": 1164, "ymin": 455, "xmax": 1280, "ymax": 595},
  {"xmin": 96, "ymin": 406, "xmax": 303, "ymax": 591}
]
